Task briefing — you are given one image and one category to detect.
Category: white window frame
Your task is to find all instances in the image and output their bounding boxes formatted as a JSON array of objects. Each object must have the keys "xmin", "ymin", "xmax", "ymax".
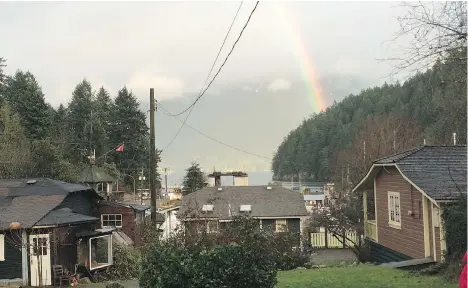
[
  {"xmin": 388, "ymin": 191, "xmax": 402, "ymax": 228},
  {"xmin": 89, "ymin": 234, "xmax": 113, "ymax": 270},
  {"xmin": 0, "ymin": 233, "xmax": 4, "ymax": 261},
  {"xmin": 275, "ymin": 219, "xmax": 287, "ymax": 232},
  {"xmin": 101, "ymin": 214, "xmax": 123, "ymax": 228}
]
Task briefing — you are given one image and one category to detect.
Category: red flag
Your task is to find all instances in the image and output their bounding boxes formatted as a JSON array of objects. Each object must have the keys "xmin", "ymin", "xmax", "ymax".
[{"xmin": 115, "ymin": 143, "xmax": 124, "ymax": 152}]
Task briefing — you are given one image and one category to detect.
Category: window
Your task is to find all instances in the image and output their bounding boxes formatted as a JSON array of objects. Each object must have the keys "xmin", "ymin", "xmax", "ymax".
[
  {"xmin": 316, "ymin": 200, "xmax": 323, "ymax": 206},
  {"xmin": 388, "ymin": 192, "xmax": 401, "ymax": 227},
  {"xmin": 32, "ymin": 237, "xmax": 48, "ymax": 256},
  {"xmin": 89, "ymin": 235, "xmax": 113, "ymax": 270},
  {"xmin": 275, "ymin": 219, "xmax": 287, "ymax": 232},
  {"xmin": 207, "ymin": 221, "xmax": 219, "ymax": 233},
  {"xmin": 101, "ymin": 214, "xmax": 123, "ymax": 228},
  {"xmin": 0, "ymin": 234, "xmax": 4, "ymax": 261}
]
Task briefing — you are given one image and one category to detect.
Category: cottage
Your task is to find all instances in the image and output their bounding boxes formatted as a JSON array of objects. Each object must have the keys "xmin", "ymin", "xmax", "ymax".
[
  {"xmin": 178, "ymin": 185, "xmax": 309, "ymax": 237},
  {"xmin": 353, "ymin": 146, "xmax": 467, "ymax": 263},
  {"xmin": 0, "ymin": 178, "xmax": 113, "ymax": 286},
  {"xmin": 79, "ymin": 165, "xmax": 115, "ymax": 199},
  {"xmin": 97, "ymin": 201, "xmax": 164, "ymax": 246}
]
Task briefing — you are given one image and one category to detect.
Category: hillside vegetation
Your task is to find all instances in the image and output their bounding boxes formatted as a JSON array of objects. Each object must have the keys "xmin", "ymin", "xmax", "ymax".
[{"xmin": 272, "ymin": 50, "xmax": 467, "ymax": 182}]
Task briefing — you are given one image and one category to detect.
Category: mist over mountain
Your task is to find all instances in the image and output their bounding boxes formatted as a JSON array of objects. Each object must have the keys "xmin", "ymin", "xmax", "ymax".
[{"xmin": 148, "ymin": 73, "xmax": 380, "ymax": 180}]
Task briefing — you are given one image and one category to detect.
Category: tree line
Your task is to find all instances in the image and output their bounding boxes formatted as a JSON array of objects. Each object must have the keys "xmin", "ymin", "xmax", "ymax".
[
  {"xmin": 272, "ymin": 1, "xmax": 467, "ymax": 185},
  {"xmin": 0, "ymin": 64, "xmax": 158, "ymax": 184}
]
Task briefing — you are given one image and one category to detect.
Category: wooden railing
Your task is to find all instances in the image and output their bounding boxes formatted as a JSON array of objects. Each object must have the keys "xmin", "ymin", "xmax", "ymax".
[
  {"xmin": 365, "ymin": 220, "xmax": 377, "ymax": 241},
  {"xmin": 310, "ymin": 231, "xmax": 361, "ymax": 248}
]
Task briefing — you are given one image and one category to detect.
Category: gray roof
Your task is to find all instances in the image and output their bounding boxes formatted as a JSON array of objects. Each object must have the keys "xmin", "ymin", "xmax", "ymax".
[
  {"xmin": 35, "ymin": 207, "xmax": 99, "ymax": 226},
  {"xmin": 0, "ymin": 178, "xmax": 100, "ymax": 230},
  {"xmin": 100, "ymin": 201, "xmax": 151, "ymax": 212},
  {"xmin": 356, "ymin": 146, "xmax": 467, "ymax": 201},
  {"xmin": 144, "ymin": 212, "xmax": 166, "ymax": 223},
  {"xmin": 79, "ymin": 165, "xmax": 115, "ymax": 183},
  {"xmin": 0, "ymin": 178, "xmax": 96, "ymax": 197},
  {"xmin": 179, "ymin": 186, "xmax": 308, "ymax": 220},
  {"xmin": 0, "ymin": 195, "xmax": 66, "ymax": 229}
]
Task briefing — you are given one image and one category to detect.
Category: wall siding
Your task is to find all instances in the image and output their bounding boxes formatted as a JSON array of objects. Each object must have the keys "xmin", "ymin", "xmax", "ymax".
[
  {"xmin": 97, "ymin": 204, "xmax": 136, "ymax": 243},
  {"xmin": 375, "ymin": 168, "xmax": 425, "ymax": 259},
  {"xmin": 0, "ymin": 231, "xmax": 23, "ymax": 280}
]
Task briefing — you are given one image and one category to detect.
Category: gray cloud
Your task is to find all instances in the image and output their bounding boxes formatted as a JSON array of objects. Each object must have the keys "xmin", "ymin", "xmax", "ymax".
[{"xmin": 0, "ymin": 1, "xmax": 408, "ymax": 183}]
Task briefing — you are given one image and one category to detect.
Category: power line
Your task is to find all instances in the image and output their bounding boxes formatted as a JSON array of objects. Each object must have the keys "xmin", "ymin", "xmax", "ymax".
[
  {"xmin": 168, "ymin": 1, "xmax": 259, "ymax": 118},
  {"xmin": 158, "ymin": 103, "xmax": 271, "ymax": 160},
  {"xmin": 161, "ymin": 1, "xmax": 255, "ymax": 154}
]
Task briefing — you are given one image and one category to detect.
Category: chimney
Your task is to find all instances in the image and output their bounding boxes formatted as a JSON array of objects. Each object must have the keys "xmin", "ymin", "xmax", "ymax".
[
  {"xmin": 453, "ymin": 133, "xmax": 457, "ymax": 146},
  {"xmin": 214, "ymin": 174, "xmax": 221, "ymax": 187}
]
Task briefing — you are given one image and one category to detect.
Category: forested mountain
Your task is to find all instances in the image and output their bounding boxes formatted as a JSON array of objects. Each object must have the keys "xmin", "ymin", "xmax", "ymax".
[{"xmin": 272, "ymin": 49, "xmax": 467, "ymax": 182}]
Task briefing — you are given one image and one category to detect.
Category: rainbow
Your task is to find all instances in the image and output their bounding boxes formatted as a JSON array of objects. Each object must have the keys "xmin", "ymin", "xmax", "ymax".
[{"xmin": 273, "ymin": 2, "xmax": 326, "ymax": 112}]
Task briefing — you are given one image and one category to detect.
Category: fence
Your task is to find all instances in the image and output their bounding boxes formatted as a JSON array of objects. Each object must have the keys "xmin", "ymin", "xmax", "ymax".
[{"xmin": 310, "ymin": 230, "xmax": 362, "ymax": 248}]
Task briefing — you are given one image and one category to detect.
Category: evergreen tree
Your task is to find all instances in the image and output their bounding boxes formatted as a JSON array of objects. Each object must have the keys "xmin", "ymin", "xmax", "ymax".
[
  {"xmin": 109, "ymin": 86, "xmax": 148, "ymax": 180},
  {"xmin": 65, "ymin": 79, "xmax": 94, "ymax": 163},
  {"xmin": 272, "ymin": 54, "xmax": 467, "ymax": 181},
  {"xmin": 0, "ymin": 102, "xmax": 31, "ymax": 178},
  {"xmin": 3, "ymin": 70, "xmax": 50, "ymax": 139},
  {"xmin": 182, "ymin": 162, "xmax": 206, "ymax": 195},
  {"xmin": 93, "ymin": 87, "xmax": 113, "ymax": 156},
  {"xmin": 0, "ymin": 57, "xmax": 6, "ymax": 101}
]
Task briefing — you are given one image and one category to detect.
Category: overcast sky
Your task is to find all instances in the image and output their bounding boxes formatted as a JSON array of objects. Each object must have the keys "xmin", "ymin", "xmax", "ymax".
[{"xmin": 1, "ymin": 1, "xmax": 408, "ymax": 184}]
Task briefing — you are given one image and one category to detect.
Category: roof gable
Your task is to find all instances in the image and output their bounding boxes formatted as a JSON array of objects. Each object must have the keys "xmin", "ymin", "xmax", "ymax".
[
  {"xmin": 354, "ymin": 146, "xmax": 467, "ymax": 201},
  {"xmin": 79, "ymin": 165, "xmax": 115, "ymax": 183}
]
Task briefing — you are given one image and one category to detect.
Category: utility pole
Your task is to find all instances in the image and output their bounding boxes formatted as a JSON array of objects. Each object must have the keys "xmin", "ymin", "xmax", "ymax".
[
  {"xmin": 149, "ymin": 88, "xmax": 157, "ymax": 222},
  {"xmin": 164, "ymin": 168, "xmax": 168, "ymax": 196}
]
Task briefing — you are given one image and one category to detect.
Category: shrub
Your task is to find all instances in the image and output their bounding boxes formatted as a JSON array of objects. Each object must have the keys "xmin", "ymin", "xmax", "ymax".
[
  {"xmin": 271, "ymin": 232, "xmax": 310, "ymax": 270},
  {"xmin": 441, "ymin": 198, "xmax": 467, "ymax": 281},
  {"xmin": 105, "ymin": 242, "xmax": 141, "ymax": 280},
  {"xmin": 139, "ymin": 216, "xmax": 288, "ymax": 288}
]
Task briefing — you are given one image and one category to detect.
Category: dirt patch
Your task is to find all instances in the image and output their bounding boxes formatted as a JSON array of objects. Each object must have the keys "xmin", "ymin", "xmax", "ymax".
[{"xmin": 311, "ymin": 249, "xmax": 358, "ymax": 265}]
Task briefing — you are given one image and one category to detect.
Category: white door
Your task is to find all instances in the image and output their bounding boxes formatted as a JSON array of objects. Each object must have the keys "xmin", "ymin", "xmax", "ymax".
[{"xmin": 29, "ymin": 234, "xmax": 52, "ymax": 286}]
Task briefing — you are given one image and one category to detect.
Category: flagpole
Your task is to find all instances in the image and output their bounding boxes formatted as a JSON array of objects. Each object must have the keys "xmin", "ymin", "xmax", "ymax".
[{"xmin": 94, "ymin": 143, "xmax": 124, "ymax": 163}]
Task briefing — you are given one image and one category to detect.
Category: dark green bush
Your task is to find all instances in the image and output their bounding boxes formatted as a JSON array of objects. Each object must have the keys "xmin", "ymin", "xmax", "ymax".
[
  {"xmin": 272, "ymin": 232, "xmax": 310, "ymax": 270},
  {"xmin": 441, "ymin": 198, "xmax": 467, "ymax": 281},
  {"xmin": 139, "ymin": 216, "xmax": 312, "ymax": 288},
  {"xmin": 105, "ymin": 242, "xmax": 141, "ymax": 280}
]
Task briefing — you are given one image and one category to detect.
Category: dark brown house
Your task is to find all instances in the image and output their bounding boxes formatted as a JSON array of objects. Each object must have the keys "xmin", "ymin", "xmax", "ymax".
[
  {"xmin": 353, "ymin": 146, "xmax": 467, "ymax": 263},
  {"xmin": 0, "ymin": 178, "xmax": 114, "ymax": 286},
  {"xmin": 96, "ymin": 201, "xmax": 164, "ymax": 246}
]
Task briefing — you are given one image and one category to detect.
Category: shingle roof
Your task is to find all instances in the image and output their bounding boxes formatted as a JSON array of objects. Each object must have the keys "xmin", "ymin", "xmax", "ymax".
[
  {"xmin": 179, "ymin": 186, "xmax": 308, "ymax": 220},
  {"xmin": 0, "ymin": 195, "xmax": 66, "ymax": 229},
  {"xmin": 35, "ymin": 207, "xmax": 99, "ymax": 226},
  {"xmin": 79, "ymin": 165, "xmax": 115, "ymax": 183},
  {"xmin": 0, "ymin": 178, "xmax": 96, "ymax": 197},
  {"xmin": 358, "ymin": 146, "xmax": 467, "ymax": 201},
  {"xmin": 100, "ymin": 201, "xmax": 151, "ymax": 212},
  {"xmin": 0, "ymin": 178, "xmax": 100, "ymax": 230}
]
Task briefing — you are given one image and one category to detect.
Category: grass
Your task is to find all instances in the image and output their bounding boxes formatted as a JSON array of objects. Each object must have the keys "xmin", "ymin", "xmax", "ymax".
[
  {"xmin": 84, "ymin": 265, "xmax": 457, "ymax": 288},
  {"xmin": 276, "ymin": 265, "xmax": 457, "ymax": 288}
]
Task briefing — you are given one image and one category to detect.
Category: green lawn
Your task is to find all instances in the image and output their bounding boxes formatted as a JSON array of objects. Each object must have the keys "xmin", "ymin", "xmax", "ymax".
[
  {"xmin": 276, "ymin": 265, "xmax": 456, "ymax": 288},
  {"xmin": 85, "ymin": 265, "xmax": 456, "ymax": 288}
]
